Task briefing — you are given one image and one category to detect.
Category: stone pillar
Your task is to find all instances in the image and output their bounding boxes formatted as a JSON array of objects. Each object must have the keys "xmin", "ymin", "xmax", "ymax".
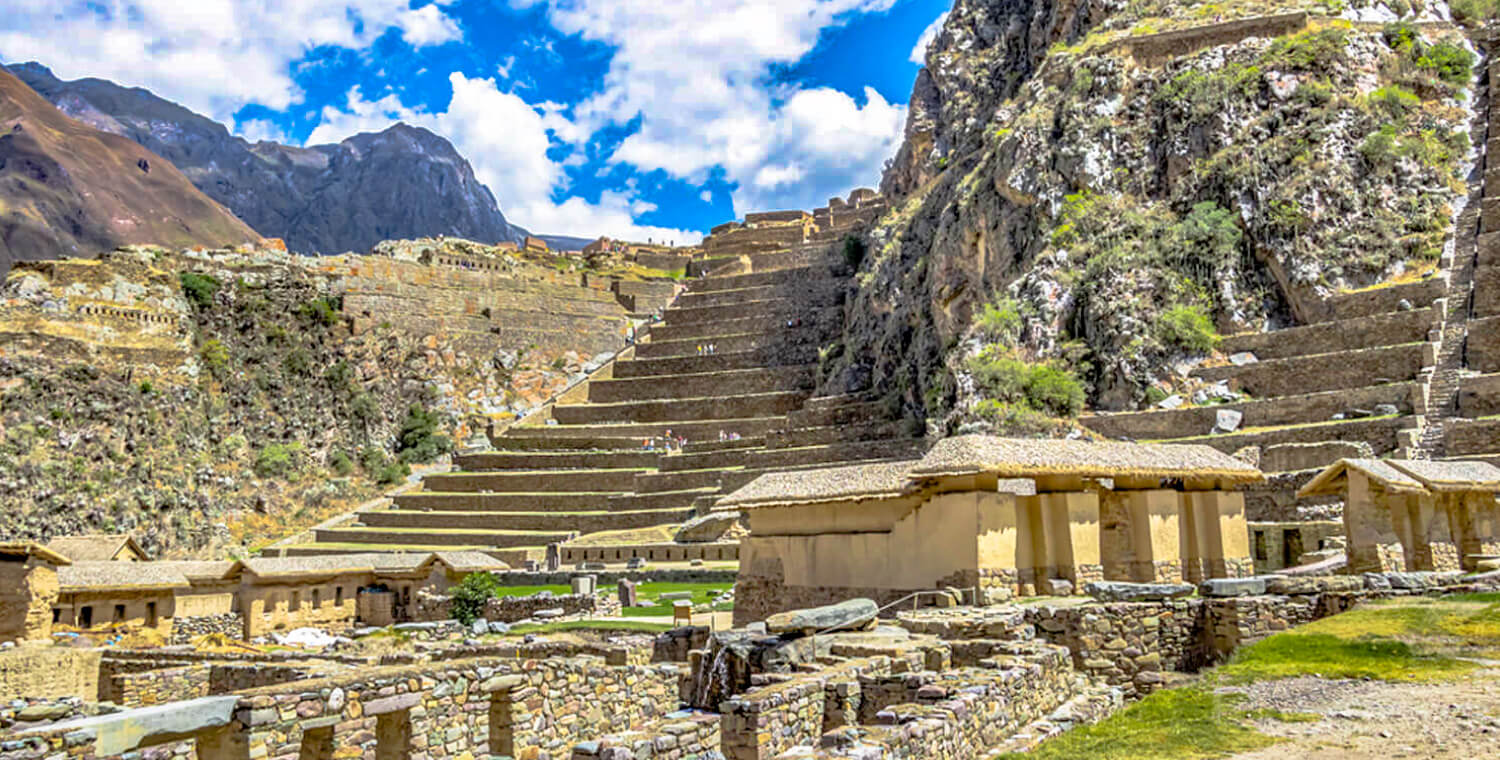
[
  {"xmin": 1014, "ymin": 496, "xmax": 1043, "ymax": 596},
  {"xmin": 1343, "ymin": 472, "xmax": 1408, "ymax": 574},
  {"xmin": 1124, "ymin": 490, "xmax": 1183, "ymax": 583},
  {"xmin": 617, "ymin": 579, "xmax": 638, "ymax": 607},
  {"xmin": 1098, "ymin": 490, "xmax": 1134, "ymax": 582},
  {"xmin": 1183, "ymin": 491, "xmax": 1252, "ymax": 579},
  {"xmin": 1035, "ymin": 492, "xmax": 1100, "ymax": 588},
  {"xmin": 546, "ymin": 544, "xmax": 561, "ymax": 572}
]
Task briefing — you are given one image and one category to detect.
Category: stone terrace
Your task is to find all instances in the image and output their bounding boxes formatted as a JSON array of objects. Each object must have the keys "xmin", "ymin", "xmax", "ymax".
[{"xmin": 291, "ymin": 191, "xmax": 926, "ymax": 562}]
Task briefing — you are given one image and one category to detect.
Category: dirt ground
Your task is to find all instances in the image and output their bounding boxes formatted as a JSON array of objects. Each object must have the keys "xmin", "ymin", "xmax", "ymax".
[{"xmin": 1225, "ymin": 668, "xmax": 1500, "ymax": 759}]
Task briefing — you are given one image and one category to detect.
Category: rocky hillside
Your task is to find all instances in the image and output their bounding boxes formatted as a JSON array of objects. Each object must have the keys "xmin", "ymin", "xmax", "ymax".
[
  {"xmin": 0, "ymin": 68, "xmax": 257, "ymax": 271},
  {"xmin": 825, "ymin": 0, "xmax": 1479, "ymax": 434},
  {"xmin": 7, "ymin": 63, "xmax": 527, "ymax": 255},
  {"xmin": 0, "ymin": 239, "xmax": 655, "ymax": 558}
]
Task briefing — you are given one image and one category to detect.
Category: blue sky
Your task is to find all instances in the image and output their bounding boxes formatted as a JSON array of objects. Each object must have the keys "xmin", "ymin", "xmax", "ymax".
[{"xmin": 0, "ymin": 0, "xmax": 952, "ymax": 241}]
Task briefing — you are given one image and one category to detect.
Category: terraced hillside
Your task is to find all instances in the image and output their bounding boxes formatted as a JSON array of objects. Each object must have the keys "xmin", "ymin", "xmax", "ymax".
[{"xmin": 284, "ymin": 192, "xmax": 927, "ymax": 563}]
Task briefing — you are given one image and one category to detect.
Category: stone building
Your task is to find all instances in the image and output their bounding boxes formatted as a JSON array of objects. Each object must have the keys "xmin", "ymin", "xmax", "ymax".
[
  {"xmin": 1300, "ymin": 458, "xmax": 1500, "ymax": 574},
  {"xmin": 0, "ymin": 543, "xmax": 69, "ymax": 644},
  {"xmin": 44, "ymin": 535, "xmax": 149, "ymax": 562},
  {"xmin": 723, "ymin": 435, "xmax": 1261, "ymax": 623},
  {"xmin": 53, "ymin": 562, "xmax": 186, "ymax": 637}
]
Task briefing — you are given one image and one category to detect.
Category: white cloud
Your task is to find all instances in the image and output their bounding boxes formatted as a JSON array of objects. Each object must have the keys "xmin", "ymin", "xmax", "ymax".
[
  {"xmin": 233, "ymin": 118, "xmax": 289, "ymax": 144},
  {"xmin": 0, "ymin": 0, "xmax": 462, "ymax": 121},
  {"xmin": 699, "ymin": 190, "xmax": 713, "ymax": 203},
  {"xmin": 910, "ymin": 11, "xmax": 948, "ymax": 65},
  {"xmin": 526, "ymin": 0, "xmax": 908, "ymax": 218}
]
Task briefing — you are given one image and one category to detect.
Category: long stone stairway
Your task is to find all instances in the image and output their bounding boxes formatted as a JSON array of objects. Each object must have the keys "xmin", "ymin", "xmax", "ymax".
[{"xmin": 289, "ymin": 192, "xmax": 926, "ymax": 563}]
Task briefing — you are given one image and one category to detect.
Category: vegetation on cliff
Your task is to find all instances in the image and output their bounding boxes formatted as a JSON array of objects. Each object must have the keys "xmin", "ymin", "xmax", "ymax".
[{"xmin": 828, "ymin": 4, "xmax": 1474, "ymax": 434}]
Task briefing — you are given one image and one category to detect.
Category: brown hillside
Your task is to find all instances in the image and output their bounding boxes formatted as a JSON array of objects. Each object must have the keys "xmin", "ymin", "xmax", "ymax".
[{"xmin": 0, "ymin": 68, "xmax": 257, "ymax": 270}]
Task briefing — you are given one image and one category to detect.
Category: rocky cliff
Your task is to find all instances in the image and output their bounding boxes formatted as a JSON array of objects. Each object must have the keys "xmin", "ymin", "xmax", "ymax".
[
  {"xmin": 826, "ymin": 1, "xmax": 1477, "ymax": 433},
  {"xmin": 7, "ymin": 63, "xmax": 527, "ymax": 255},
  {"xmin": 0, "ymin": 68, "xmax": 257, "ymax": 272},
  {"xmin": 0, "ymin": 239, "xmax": 662, "ymax": 558}
]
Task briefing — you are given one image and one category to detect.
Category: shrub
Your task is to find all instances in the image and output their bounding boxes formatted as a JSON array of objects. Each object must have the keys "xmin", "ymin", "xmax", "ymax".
[
  {"xmin": 199, "ymin": 339, "xmax": 230, "ymax": 380},
  {"xmin": 1366, "ymin": 85, "xmax": 1420, "ymax": 120},
  {"xmin": 1451, "ymin": 0, "xmax": 1500, "ymax": 27},
  {"xmin": 450, "ymin": 572, "xmax": 502, "ymax": 625},
  {"xmin": 138, "ymin": 380, "xmax": 154, "ymax": 395},
  {"xmin": 283, "ymin": 348, "xmax": 312, "ymax": 376},
  {"xmin": 329, "ymin": 450, "xmax": 355, "ymax": 476},
  {"xmin": 976, "ymin": 297, "xmax": 1023, "ymax": 344},
  {"xmin": 1415, "ymin": 42, "xmax": 1476, "ymax": 87},
  {"xmin": 179, "ymin": 272, "xmax": 221, "ymax": 310},
  {"xmin": 396, "ymin": 403, "xmax": 452, "ymax": 464},
  {"xmin": 297, "ymin": 296, "xmax": 342, "ymax": 327},
  {"xmin": 842, "ymin": 236, "xmax": 867, "ymax": 270},
  {"xmin": 1158, "ymin": 305, "xmax": 1221, "ymax": 353},
  {"xmin": 253, "ymin": 442, "xmax": 303, "ymax": 479},
  {"xmin": 1261, "ymin": 28, "xmax": 1348, "ymax": 71},
  {"xmin": 968, "ymin": 350, "xmax": 1086, "ymax": 419},
  {"xmin": 1025, "ymin": 364, "xmax": 1086, "ymax": 417},
  {"xmin": 359, "ymin": 447, "xmax": 411, "ymax": 485}
]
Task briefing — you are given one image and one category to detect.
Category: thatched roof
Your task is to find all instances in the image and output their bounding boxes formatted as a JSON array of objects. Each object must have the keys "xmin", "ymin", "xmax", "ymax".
[
  {"xmin": 58, "ymin": 561, "xmax": 190, "ymax": 592},
  {"xmin": 240, "ymin": 553, "xmax": 389, "ymax": 580},
  {"xmin": 1297, "ymin": 458, "xmax": 1498, "ymax": 498},
  {"xmin": 432, "ymin": 551, "xmax": 510, "ymax": 572},
  {"xmin": 908, "ymin": 435, "xmax": 1263, "ymax": 485},
  {"xmin": 0, "ymin": 543, "xmax": 71, "ymax": 566},
  {"xmin": 1389, "ymin": 459, "xmax": 1500, "ymax": 492},
  {"xmin": 716, "ymin": 460, "xmax": 920, "ymax": 510},
  {"xmin": 45, "ymin": 534, "xmax": 148, "ymax": 562}
]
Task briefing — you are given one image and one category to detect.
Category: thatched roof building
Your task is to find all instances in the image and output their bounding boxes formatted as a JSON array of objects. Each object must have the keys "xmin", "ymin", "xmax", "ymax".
[
  {"xmin": 909, "ymin": 435, "xmax": 1262, "ymax": 486},
  {"xmin": 44, "ymin": 535, "xmax": 148, "ymax": 562}
]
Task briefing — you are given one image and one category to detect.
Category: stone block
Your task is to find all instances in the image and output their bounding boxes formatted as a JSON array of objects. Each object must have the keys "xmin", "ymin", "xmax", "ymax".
[
  {"xmin": 1199, "ymin": 577, "xmax": 1267, "ymax": 597},
  {"xmin": 572, "ymin": 576, "xmax": 597, "ymax": 596},
  {"xmin": 1041, "ymin": 579, "xmax": 1074, "ymax": 596},
  {"xmin": 617, "ymin": 580, "xmax": 638, "ymax": 608},
  {"xmin": 1084, "ymin": 582, "xmax": 1195, "ymax": 602},
  {"xmin": 765, "ymin": 598, "xmax": 878, "ymax": 636}
]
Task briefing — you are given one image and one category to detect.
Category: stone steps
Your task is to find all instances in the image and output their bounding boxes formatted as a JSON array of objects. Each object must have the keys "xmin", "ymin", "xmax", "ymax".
[
  {"xmin": 453, "ymin": 450, "xmax": 661, "ymax": 471},
  {"xmin": 483, "ymin": 435, "xmax": 646, "ymax": 451},
  {"xmin": 419, "ymin": 467, "xmax": 646, "ymax": 493},
  {"xmin": 393, "ymin": 491, "xmax": 638, "ymax": 512},
  {"xmin": 314, "ymin": 525, "xmax": 570, "ymax": 549},
  {"xmin": 683, "ymin": 265, "xmax": 838, "ymax": 292},
  {"xmin": 1444, "ymin": 416, "xmax": 1500, "ymax": 456},
  {"xmin": 612, "ymin": 345, "xmax": 821, "ymax": 378},
  {"xmin": 672, "ymin": 284, "xmax": 790, "ymax": 309},
  {"xmin": 508, "ymin": 416, "xmax": 790, "ymax": 440},
  {"xmin": 633, "ymin": 467, "xmax": 738, "ymax": 494},
  {"xmin": 279, "ymin": 543, "xmax": 543, "ymax": 566},
  {"xmin": 1162, "ymin": 415, "xmax": 1417, "ymax": 463},
  {"xmin": 1319, "ymin": 277, "xmax": 1445, "ymax": 322},
  {"xmin": 1190, "ymin": 342, "xmax": 1430, "ymax": 397},
  {"xmin": 633, "ymin": 327, "xmax": 830, "ymax": 359},
  {"xmin": 664, "ymin": 294, "xmax": 840, "ymax": 325},
  {"xmin": 1218, "ymin": 307, "xmax": 1437, "ymax": 361},
  {"xmin": 785, "ymin": 400, "xmax": 890, "ymax": 429},
  {"xmin": 1080, "ymin": 382, "xmax": 1423, "ymax": 441},
  {"xmin": 357, "ymin": 507, "xmax": 689, "ymax": 533},
  {"xmin": 605, "ymin": 488, "xmax": 721, "ymax": 511},
  {"xmin": 646, "ymin": 306, "xmax": 842, "ymax": 344},
  {"xmin": 587, "ymin": 365, "xmax": 815, "ymax": 403},
  {"xmin": 741, "ymin": 438, "xmax": 928, "ymax": 470},
  {"xmin": 764, "ymin": 419, "xmax": 912, "ymax": 449},
  {"xmin": 551, "ymin": 390, "xmax": 809, "ymax": 425}
]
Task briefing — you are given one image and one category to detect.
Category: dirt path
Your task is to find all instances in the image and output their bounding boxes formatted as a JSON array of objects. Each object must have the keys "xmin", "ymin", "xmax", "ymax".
[{"xmin": 1225, "ymin": 669, "xmax": 1500, "ymax": 759}]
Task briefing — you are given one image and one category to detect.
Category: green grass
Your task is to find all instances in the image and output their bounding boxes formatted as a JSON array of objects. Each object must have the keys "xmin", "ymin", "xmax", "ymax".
[
  {"xmin": 997, "ymin": 688, "xmax": 1277, "ymax": 760},
  {"xmin": 504, "ymin": 620, "xmax": 672, "ymax": 635},
  {"xmin": 618, "ymin": 581, "xmax": 734, "ymax": 617},
  {"xmin": 488, "ymin": 584, "xmax": 571, "ymax": 598}
]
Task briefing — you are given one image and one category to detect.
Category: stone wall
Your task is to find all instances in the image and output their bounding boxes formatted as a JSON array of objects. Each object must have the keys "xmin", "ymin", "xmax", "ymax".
[
  {"xmin": 0, "ymin": 648, "xmax": 101, "ymax": 703},
  {"xmin": 560, "ymin": 543, "xmax": 740, "ymax": 564},
  {"xmin": 719, "ymin": 657, "xmax": 892, "ymax": 760},
  {"xmin": 482, "ymin": 592, "xmax": 597, "ymax": 623},
  {"xmin": 570, "ymin": 710, "xmax": 721, "ymax": 760},
  {"xmin": 232, "ymin": 655, "xmax": 684, "ymax": 760},
  {"xmin": 105, "ymin": 664, "xmax": 210, "ymax": 707},
  {"xmin": 169, "ymin": 614, "xmax": 243, "ymax": 645},
  {"xmin": 1024, "ymin": 601, "xmax": 1208, "ymax": 695}
]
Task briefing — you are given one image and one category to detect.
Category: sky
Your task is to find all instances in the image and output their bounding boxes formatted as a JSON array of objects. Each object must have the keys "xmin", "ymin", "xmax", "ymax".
[{"xmin": 0, "ymin": 0, "xmax": 953, "ymax": 242}]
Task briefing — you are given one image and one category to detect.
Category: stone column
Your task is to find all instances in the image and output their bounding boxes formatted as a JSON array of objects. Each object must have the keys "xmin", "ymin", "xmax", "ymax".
[
  {"xmin": 1124, "ymin": 490, "xmax": 1183, "ymax": 583},
  {"xmin": 1343, "ymin": 472, "xmax": 1408, "ymax": 574},
  {"xmin": 1035, "ymin": 491, "xmax": 1100, "ymax": 588},
  {"xmin": 1184, "ymin": 490, "xmax": 1252, "ymax": 579},
  {"xmin": 1098, "ymin": 490, "xmax": 1134, "ymax": 582}
]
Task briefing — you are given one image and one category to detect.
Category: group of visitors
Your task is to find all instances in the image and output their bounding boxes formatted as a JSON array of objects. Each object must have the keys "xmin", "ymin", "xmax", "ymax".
[
  {"xmin": 717, "ymin": 430, "xmax": 742, "ymax": 442},
  {"xmin": 642, "ymin": 428, "xmax": 689, "ymax": 452},
  {"xmin": 697, "ymin": 343, "xmax": 718, "ymax": 355}
]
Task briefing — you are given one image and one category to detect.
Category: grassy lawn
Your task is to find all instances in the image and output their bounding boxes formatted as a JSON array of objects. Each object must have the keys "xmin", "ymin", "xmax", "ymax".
[
  {"xmin": 504, "ymin": 620, "xmax": 672, "ymax": 635},
  {"xmin": 618, "ymin": 581, "xmax": 733, "ymax": 617},
  {"xmin": 1011, "ymin": 594, "xmax": 1500, "ymax": 759},
  {"xmin": 488, "ymin": 584, "xmax": 571, "ymax": 598}
]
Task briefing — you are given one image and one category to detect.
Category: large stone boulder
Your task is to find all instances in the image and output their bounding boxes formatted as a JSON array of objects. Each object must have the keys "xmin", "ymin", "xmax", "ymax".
[
  {"xmin": 675, "ymin": 511, "xmax": 743, "ymax": 543},
  {"xmin": 1084, "ymin": 582, "xmax": 1195, "ymax": 603},
  {"xmin": 766, "ymin": 598, "xmax": 878, "ymax": 636}
]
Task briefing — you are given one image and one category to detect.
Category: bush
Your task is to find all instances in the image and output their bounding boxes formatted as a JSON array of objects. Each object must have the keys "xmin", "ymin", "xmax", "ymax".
[
  {"xmin": 1157, "ymin": 305, "xmax": 1220, "ymax": 353},
  {"xmin": 329, "ymin": 450, "xmax": 355, "ymax": 476},
  {"xmin": 842, "ymin": 236, "xmax": 867, "ymax": 270},
  {"xmin": 350, "ymin": 392, "xmax": 381, "ymax": 428},
  {"xmin": 283, "ymin": 348, "xmax": 312, "ymax": 376},
  {"xmin": 1451, "ymin": 0, "xmax": 1500, "ymax": 27},
  {"xmin": 451, "ymin": 572, "xmax": 502, "ymax": 625},
  {"xmin": 199, "ymin": 339, "xmax": 230, "ymax": 380},
  {"xmin": 179, "ymin": 272, "xmax": 221, "ymax": 310},
  {"xmin": 253, "ymin": 442, "xmax": 304, "ymax": 479},
  {"xmin": 297, "ymin": 296, "xmax": 342, "ymax": 327},
  {"xmin": 360, "ymin": 447, "xmax": 411, "ymax": 485},
  {"xmin": 1261, "ymin": 28, "xmax": 1348, "ymax": 71},
  {"xmin": 968, "ymin": 350, "xmax": 1086, "ymax": 418},
  {"xmin": 1415, "ymin": 42, "xmax": 1476, "ymax": 87},
  {"xmin": 396, "ymin": 403, "xmax": 452, "ymax": 464},
  {"xmin": 1366, "ymin": 85, "xmax": 1419, "ymax": 120},
  {"xmin": 976, "ymin": 297, "xmax": 1023, "ymax": 344}
]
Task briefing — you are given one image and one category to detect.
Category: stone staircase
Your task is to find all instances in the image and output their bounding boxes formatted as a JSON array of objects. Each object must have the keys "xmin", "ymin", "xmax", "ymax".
[{"xmin": 286, "ymin": 192, "xmax": 926, "ymax": 563}]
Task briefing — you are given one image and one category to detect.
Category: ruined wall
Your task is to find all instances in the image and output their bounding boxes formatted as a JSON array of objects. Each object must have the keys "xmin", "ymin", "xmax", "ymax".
[
  {"xmin": 0, "ymin": 648, "xmax": 101, "ymax": 703},
  {"xmin": 481, "ymin": 592, "xmax": 597, "ymax": 623},
  {"xmin": 0, "ymin": 561, "xmax": 58, "ymax": 644}
]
